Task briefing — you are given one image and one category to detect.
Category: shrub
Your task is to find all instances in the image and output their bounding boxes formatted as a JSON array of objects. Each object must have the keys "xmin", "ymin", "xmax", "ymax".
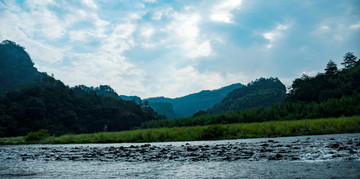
[
  {"xmin": 200, "ymin": 125, "xmax": 226, "ymax": 140},
  {"xmin": 24, "ymin": 129, "xmax": 50, "ymax": 141}
]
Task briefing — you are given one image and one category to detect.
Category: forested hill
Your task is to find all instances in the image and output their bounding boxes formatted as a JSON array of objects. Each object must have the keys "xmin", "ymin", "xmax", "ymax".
[
  {"xmin": 209, "ymin": 77, "xmax": 286, "ymax": 114},
  {"xmin": 287, "ymin": 52, "xmax": 360, "ymax": 103},
  {"xmin": 146, "ymin": 83, "xmax": 244, "ymax": 117},
  {"xmin": 0, "ymin": 40, "xmax": 162, "ymax": 137},
  {"xmin": 0, "ymin": 40, "xmax": 46, "ymax": 95}
]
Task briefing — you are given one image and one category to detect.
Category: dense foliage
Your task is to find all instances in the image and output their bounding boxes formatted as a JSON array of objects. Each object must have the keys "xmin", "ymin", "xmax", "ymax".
[
  {"xmin": 209, "ymin": 77, "xmax": 286, "ymax": 114},
  {"xmin": 141, "ymin": 93, "xmax": 360, "ymax": 128},
  {"xmin": 0, "ymin": 76, "xmax": 162, "ymax": 137},
  {"xmin": 76, "ymin": 85, "xmax": 119, "ymax": 98},
  {"xmin": 287, "ymin": 54, "xmax": 360, "ymax": 103},
  {"xmin": 0, "ymin": 40, "xmax": 46, "ymax": 95},
  {"xmin": 146, "ymin": 102, "xmax": 180, "ymax": 119},
  {"xmin": 146, "ymin": 83, "xmax": 243, "ymax": 117},
  {"xmin": 141, "ymin": 52, "xmax": 360, "ymax": 129},
  {"xmin": 0, "ymin": 41, "xmax": 162, "ymax": 137}
]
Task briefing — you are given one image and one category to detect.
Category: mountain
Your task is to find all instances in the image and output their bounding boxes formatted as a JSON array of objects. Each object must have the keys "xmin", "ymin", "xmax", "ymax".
[
  {"xmin": 0, "ymin": 40, "xmax": 46, "ymax": 95},
  {"xmin": 146, "ymin": 102, "xmax": 181, "ymax": 119},
  {"xmin": 146, "ymin": 83, "xmax": 244, "ymax": 117},
  {"xmin": 0, "ymin": 40, "xmax": 161, "ymax": 137},
  {"xmin": 209, "ymin": 77, "xmax": 286, "ymax": 114}
]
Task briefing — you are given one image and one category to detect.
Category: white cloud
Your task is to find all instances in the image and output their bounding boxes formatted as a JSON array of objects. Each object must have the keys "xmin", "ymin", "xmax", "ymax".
[
  {"xmin": 141, "ymin": 27, "xmax": 154, "ymax": 39},
  {"xmin": 262, "ymin": 24, "xmax": 290, "ymax": 48},
  {"xmin": 101, "ymin": 23, "xmax": 137, "ymax": 54},
  {"xmin": 320, "ymin": 25, "xmax": 330, "ymax": 31},
  {"xmin": 144, "ymin": 0, "xmax": 156, "ymax": 3},
  {"xmin": 41, "ymin": 51, "xmax": 147, "ymax": 96},
  {"xmin": 211, "ymin": 0, "xmax": 242, "ymax": 23},
  {"xmin": 350, "ymin": 22, "xmax": 360, "ymax": 29},
  {"xmin": 152, "ymin": 7, "xmax": 173, "ymax": 21},
  {"xmin": 148, "ymin": 65, "xmax": 224, "ymax": 98},
  {"xmin": 166, "ymin": 13, "xmax": 213, "ymax": 58},
  {"xmin": 82, "ymin": 0, "xmax": 98, "ymax": 9}
]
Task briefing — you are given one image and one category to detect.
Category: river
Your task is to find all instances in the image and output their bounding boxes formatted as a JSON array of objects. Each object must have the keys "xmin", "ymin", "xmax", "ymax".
[{"xmin": 1, "ymin": 133, "xmax": 360, "ymax": 178}]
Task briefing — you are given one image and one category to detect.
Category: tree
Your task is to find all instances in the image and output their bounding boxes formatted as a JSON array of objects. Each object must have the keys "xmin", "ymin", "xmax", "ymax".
[
  {"xmin": 341, "ymin": 52, "xmax": 357, "ymax": 68},
  {"xmin": 143, "ymin": 100, "xmax": 149, "ymax": 106},
  {"xmin": 325, "ymin": 60, "xmax": 338, "ymax": 75}
]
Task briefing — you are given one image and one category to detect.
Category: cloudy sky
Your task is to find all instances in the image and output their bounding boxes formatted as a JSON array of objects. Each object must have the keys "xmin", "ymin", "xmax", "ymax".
[{"xmin": 1, "ymin": 0, "xmax": 359, "ymax": 98}]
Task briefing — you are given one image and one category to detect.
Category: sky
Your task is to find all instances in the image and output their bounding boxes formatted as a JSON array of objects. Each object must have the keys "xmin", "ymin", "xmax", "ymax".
[{"xmin": 1, "ymin": 0, "xmax": 359, "ymax": 98}]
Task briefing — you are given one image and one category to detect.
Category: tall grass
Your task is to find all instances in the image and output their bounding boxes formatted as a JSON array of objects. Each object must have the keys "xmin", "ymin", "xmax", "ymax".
[{"xmin": 1, "ymin": 116, "xmax": 359, "ymax": 145}]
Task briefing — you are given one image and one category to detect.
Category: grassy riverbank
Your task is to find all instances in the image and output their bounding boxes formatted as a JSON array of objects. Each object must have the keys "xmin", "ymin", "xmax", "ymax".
[{"xmin": 1, "ymin": 116, "xmax": 359, "ymax": 145}]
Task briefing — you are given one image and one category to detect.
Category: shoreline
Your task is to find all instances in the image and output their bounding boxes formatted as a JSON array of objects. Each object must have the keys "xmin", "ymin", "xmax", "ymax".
[{"xmin": 1, "ymin": 116, "xmax": 359, "ymax": 145}]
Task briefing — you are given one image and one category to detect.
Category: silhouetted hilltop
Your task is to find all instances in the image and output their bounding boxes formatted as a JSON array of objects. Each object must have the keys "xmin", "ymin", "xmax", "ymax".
[
  {"xmin": 0, "ymin": 40, "xmax": 46, "ymax": 94},
  {"xmin": 209, "ymin": 78, "xmax": 286, "ymax": 114}
]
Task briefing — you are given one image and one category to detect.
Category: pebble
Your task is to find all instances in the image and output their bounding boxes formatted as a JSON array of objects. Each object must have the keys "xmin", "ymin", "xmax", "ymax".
[{"xmin": 1, "ymin": 135, "xmax": 360, "ymax": 162}]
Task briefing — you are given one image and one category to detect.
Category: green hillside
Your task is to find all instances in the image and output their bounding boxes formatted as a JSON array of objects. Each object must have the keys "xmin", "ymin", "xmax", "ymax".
[
  {"xmin": 209, "ymin": 77, "xmax": 286, "ymax": 114},
  {"xmin": 0, "ymin": 40, "xmax": 162, "ymax": 137}
]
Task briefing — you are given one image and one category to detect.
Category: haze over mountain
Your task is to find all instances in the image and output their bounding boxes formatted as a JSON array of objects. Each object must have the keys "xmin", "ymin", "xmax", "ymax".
[{"xmin": 146, "ymin": 83, "xmax": 243, "ymax": 117}]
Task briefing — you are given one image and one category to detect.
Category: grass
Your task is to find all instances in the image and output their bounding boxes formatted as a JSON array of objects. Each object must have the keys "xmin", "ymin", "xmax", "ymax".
[{"xmin": 1, "ymin": 116, "xmax": 359, "ymax": 145}]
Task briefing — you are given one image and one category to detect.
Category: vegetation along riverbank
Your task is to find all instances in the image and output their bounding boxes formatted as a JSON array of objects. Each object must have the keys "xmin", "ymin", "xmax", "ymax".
[{"xmin": 0, "ymin": 116, "xmax": 359, "ymax": 145}]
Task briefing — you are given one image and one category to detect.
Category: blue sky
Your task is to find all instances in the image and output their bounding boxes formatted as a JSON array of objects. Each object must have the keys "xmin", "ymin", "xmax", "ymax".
[{"xmin": 1, "ymin": 0, "xmax": 359, "ymax": 98}]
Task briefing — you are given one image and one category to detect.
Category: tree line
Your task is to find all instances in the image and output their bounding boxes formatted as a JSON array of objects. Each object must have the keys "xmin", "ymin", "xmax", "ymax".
[
  {"xmin": 0, "ymin": 76, "xmax": 163, "ymax": 137},
  {"xmin": 141, "ymin": 52, "xmax": 360, "ymax": 129}
]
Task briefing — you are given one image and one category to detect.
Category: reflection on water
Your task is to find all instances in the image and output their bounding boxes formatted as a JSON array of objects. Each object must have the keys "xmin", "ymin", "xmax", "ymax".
[{"xmin": 1, "ymin": 133, "xmax": 360, "ymax": 178}]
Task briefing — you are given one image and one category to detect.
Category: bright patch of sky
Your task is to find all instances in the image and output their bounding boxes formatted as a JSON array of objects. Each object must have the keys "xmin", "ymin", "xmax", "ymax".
[{"xmin": 1, "ymin": 0, "xmax": 359, "ymax": 98}]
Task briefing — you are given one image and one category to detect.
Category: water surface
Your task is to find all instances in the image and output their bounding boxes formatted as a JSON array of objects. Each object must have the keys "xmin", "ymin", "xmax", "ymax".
[{"xmin": 1, "ymin": 133, "xmax": 360, "ymax": 178}]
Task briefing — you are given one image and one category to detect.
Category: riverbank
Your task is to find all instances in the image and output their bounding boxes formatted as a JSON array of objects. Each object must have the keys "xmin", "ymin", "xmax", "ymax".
[{"xmin": 1, "ymin": 116, "xmax": 359, "ymax": 145}]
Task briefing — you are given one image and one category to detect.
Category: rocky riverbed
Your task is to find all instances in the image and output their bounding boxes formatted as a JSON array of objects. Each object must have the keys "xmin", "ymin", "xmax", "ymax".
[{"xmin": 1, "ymin": 133, "xmax": 360, "ymax": 178}]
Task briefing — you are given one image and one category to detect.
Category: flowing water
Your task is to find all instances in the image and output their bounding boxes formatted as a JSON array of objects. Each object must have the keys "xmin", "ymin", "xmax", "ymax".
[{"xmin": 1, "ymin": 133, "xmax": 360, "ymax": 178}]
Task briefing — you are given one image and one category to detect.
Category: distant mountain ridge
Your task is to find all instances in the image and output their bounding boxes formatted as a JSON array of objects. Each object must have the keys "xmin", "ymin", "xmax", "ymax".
[{"xmin": 145, "ymin": 83, "xmax": 244, "ymax": 117}]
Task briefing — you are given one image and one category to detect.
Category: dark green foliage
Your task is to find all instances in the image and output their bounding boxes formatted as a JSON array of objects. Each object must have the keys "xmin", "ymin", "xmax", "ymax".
[
  {"xmin": 0, "ymin": 42, "xmax": 162, "ymax": 137},
  {"xmin": 200, "ymin": 125, "xmax": 226, "ymax": 140},
  {"xmin": 192, "ymin": 110, "xmax": 207, "ymax": 117},
  {"xmin": 0, "ymin": 40, "xmax": 46, "ymax": 95},
  {"xmin": 147, "ymin": 102, "xmax": 180, "ymax": 119},
  {"xmin": 341, "ymin": 52, "xmax": 358, "ymax": 69},
  {"xmin": 119, "ymin": 95, "xmax": 142, "ymax": 104},
  {"xmin": 141, "ymin": 93, "xmax": 360, "ymax": 129},
  {"xmin": 287, "ymin": 53, "xmax": 360, "ymax": 103},
  {"xmin": 325, "ymin": 60, "xmax": 338, "ymax": 75},
  {"xmin": 209, "ymin": 78, "xmax": 286, "ymax": 114},
  {"xmin": 146, "ymin": 83, "xmax": 243, "ymax": 117},
  {"xmin": 76, "ymin": 85, "xmax": 119, "ymax": 97},
  {"xmin": 1, "ymin": 116, "xmax": 359, "ymax": 144},
  {"xmin": 24, "ymin": 129, "xmax": 49, "ymax": 141},
  {"xmin": 0, "ymin": 76, "xmax": 162, "ymax": 137}
]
